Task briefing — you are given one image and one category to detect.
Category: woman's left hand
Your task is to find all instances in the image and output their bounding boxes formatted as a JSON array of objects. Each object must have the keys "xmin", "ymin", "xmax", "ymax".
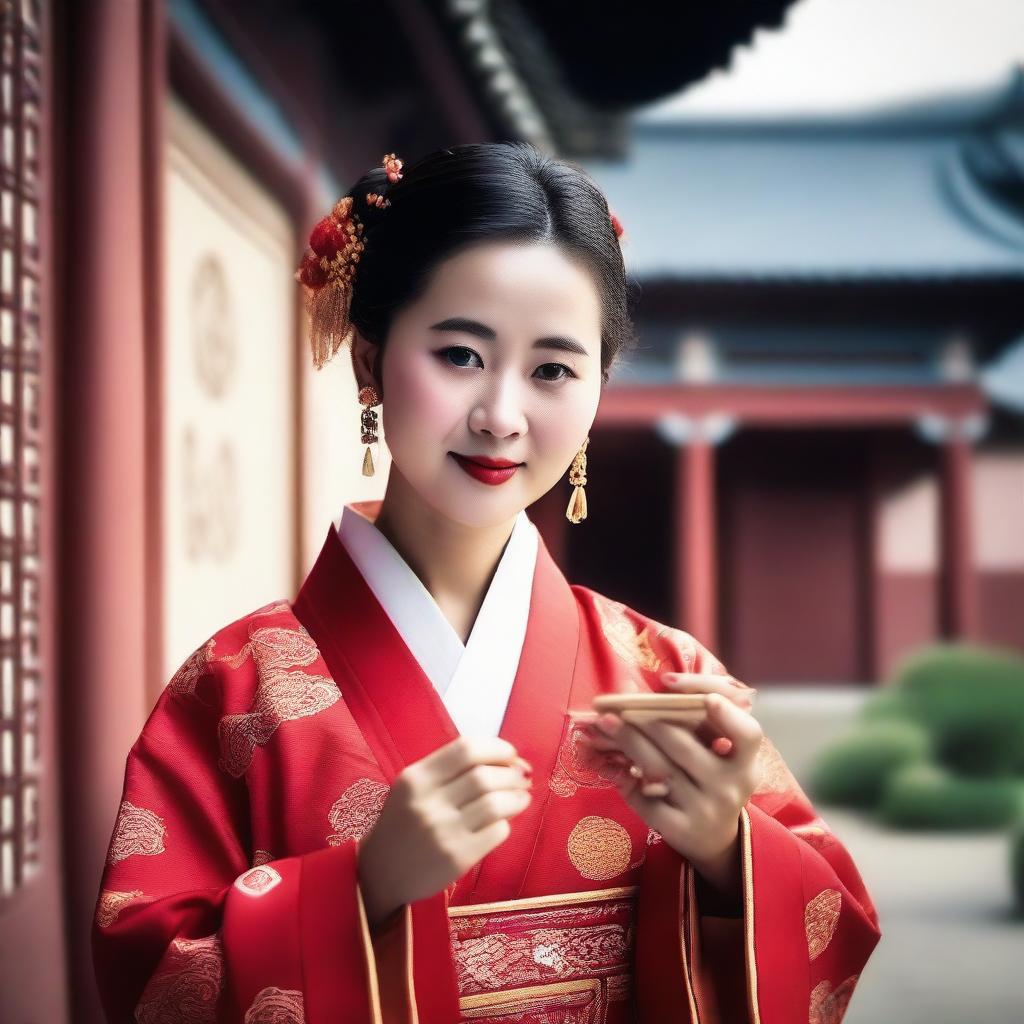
[{"xmin": 578, "ymin": 681, "xmax": 764, "ymax": 877}]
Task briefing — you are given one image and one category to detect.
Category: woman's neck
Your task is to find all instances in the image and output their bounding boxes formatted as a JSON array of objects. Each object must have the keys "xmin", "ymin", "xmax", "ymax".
[{"xmin": 369, "ymin": 468, "xmax": 519, "ymax": 643}]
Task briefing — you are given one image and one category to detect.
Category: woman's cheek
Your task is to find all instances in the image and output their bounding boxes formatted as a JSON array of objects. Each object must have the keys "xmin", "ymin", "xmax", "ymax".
[
  {"xmin": 549, "ymin": 387, "xmax": 597, "ymax": 456},
  {"xmin": 383, "ymin": 362, "xmax": 455, "ymax": 450}
]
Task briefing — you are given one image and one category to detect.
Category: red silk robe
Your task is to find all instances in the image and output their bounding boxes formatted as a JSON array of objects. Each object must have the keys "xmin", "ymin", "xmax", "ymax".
[{"xmin": 93, "ymin": 512, "xmax": 881, "ymax": 1023}]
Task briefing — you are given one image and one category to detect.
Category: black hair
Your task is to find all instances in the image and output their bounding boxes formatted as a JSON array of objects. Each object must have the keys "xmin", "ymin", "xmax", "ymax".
[{"xmin": 343, "ymin": 141, "xmax": 637, "ymax": 386}]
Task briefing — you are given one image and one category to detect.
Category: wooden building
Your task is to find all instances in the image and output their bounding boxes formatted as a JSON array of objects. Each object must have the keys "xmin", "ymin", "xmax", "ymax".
[{"xmin": 539, "ymin": 73, "xmax": 1024, "ymax": 684}]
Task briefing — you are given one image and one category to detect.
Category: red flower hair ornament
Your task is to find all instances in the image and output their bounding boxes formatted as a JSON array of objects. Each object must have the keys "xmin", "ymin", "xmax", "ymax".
[{"xmin": 295, "ymin": 151, "xmax": 626, "ymax": 370}]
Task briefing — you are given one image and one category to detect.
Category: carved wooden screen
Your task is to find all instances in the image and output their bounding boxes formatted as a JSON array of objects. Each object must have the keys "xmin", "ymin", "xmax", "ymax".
[{"xmin": 0, "ymin": 0, "xmax": 42, "ymax": 902}]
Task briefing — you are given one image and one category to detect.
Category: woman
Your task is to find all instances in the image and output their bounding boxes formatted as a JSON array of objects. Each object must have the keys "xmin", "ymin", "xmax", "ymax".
[{"xmin": 92, "ymin": 143, "xmax": 881, "ymax": 1023}]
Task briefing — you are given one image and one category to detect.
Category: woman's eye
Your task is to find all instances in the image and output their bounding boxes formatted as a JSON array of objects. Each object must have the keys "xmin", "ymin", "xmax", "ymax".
[
  {"xmin": 437, "ymin": 347, "xmax": 576, "ymax": 382},
  {"xmin": 536, "ymin": 363, "xmax": 575, "ymax": 382},
  {"xmin": 440, "ymin": 346, "xmax": 482, "ymax": 368}
]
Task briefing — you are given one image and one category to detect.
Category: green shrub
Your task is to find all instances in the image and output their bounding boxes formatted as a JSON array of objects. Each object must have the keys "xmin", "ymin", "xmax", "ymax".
[
  {"xmin": 859, "ymin": 687, "xmax": 913, "ymax": 724},
  {"xmin": 1012, "ymin": 824, "xmax": 1024, "ymax": 915},
  {"xmin": 879, "ymin": 761, "xmax": 1023, "ymax": 830},
  {"xmin": 807, "ymin": 719, "xmax": 932, "ymax": 809},
  {"xmin": 892, "ymin": 644, "xmax": 1024, "ymax": 778}
]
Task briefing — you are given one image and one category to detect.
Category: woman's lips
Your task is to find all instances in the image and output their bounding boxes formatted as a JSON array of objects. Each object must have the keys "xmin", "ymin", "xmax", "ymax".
[{"xmin": 450, "ymin": 452, "xmax": 523, "ymax": 486}]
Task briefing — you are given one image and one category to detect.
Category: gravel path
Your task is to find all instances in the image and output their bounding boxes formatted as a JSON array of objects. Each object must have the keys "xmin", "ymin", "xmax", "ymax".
[{"xmin": 751, "ymin": 689, "xmax": 1023, "ymax": 1023}]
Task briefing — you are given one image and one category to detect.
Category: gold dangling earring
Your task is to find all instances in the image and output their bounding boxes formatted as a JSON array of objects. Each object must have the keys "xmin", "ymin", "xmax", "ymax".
[
  {"xmin": 358, "ymin": 384, "xmax": 380, "ymax": 476},
  {"xmin": 565, "ymin": 436, "xmax": 590, "ymax": 524}
]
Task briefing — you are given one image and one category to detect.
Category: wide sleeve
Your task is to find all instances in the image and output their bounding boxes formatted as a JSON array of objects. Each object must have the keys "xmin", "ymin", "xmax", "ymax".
[
  {"xmin": 91, "ymin": 643, "xmax": 401, "ymax": 1024},
  {"xmin": 632, "ymin": 635, "xmax": 882, "ymax": 1024}
]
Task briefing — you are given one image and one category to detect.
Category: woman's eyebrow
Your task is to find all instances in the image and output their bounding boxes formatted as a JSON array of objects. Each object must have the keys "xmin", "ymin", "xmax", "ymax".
[{"xmin": 429, "ymin": 316, "xmax": 590, "ymax": 357}]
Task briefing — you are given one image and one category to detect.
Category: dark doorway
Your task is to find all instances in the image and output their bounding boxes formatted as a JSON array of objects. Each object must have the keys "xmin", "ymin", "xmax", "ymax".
[{"xmin": 719, "ymin": 430, "xmax": 872, "ymax": 684}]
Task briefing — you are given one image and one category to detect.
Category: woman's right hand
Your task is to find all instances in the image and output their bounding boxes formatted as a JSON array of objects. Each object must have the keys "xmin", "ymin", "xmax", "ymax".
[{"xmin": 356, "ymin": 735, "xmax": 533, "ymax": 928}]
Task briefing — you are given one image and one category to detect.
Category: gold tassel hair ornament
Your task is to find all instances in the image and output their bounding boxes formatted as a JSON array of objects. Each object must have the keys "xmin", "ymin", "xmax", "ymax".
[
  {"xmin": 566, "ymin": 436, "xmax": 590, "ymax": 524},
  {"xmin": 294, "ymin": 153, "xmax": 404, "ymax": 371}
]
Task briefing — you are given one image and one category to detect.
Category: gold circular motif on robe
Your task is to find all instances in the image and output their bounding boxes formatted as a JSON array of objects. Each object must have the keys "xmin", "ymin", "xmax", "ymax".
[
  {"xmin": 809, "ymin": 974, "xmax": 859, "ymax": 1024},
  {"xmin": 805, "ymin": 887, "xmax": 842, "ymax": 961},
  {"xmin": 566, "ymin": 816, "xmax": 632, "ymax": 880}
]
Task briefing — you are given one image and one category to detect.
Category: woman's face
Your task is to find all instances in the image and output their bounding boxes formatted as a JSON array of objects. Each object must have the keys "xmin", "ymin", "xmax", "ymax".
[{"xmin": 368, "ymin": 240, "xmax": 604, "ymax": 529}]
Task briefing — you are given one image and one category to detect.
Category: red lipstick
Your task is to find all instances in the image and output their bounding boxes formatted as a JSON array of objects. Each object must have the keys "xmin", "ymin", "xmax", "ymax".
[{"xmin": 450, "ymin": 452, "xmax": 524, "ymax": 486}]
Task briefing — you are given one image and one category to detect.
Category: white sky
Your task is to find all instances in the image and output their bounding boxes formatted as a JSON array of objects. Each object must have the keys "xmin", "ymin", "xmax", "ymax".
[{"xmin": 638, "ymin": 0, "xmax": 1024, "ymax": 120}]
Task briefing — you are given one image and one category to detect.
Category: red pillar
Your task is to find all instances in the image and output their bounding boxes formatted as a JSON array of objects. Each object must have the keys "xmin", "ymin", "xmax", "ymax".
[
  {"xmin": 675, "ymin": 440, "xmax": 717, "ymax": 651},
  {"xmin": 59, "ymin": 2, "xmax": 156, "ymax": 1019},
  {"xmin": 939, "ymin": 435, "xmax": 977, "ymax": 639}
]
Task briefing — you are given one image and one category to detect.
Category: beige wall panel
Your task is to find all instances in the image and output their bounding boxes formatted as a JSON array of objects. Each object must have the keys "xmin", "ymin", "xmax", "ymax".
[{"xmin": 163, "ymin": 96, "xmax": 295, "ymax": 678}]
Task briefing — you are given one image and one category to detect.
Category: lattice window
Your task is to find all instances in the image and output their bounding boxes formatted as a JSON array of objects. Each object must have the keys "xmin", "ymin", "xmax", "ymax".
[{"xmin": 0, "ymin": 0, "xmax": 42, "ymax": 902}]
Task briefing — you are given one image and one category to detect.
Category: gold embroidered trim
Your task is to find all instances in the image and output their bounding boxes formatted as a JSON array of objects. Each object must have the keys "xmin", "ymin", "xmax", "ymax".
[
  {"xmin": 607, "ymin": 972, "xmax": 632, "ymax": 1002},
  {"xmin": 459, "ymin": 978, "xmax": 600, "ymax": 1014},
  {"xmin": 446, "ymin": 885, "xmax": 639, "ymax": 918},
  {"xmin": 405, "ymin": 900, "xmax": 418, "ymax": 1024},
  {"xmin": 354, "ymin": 882, "xmax": 385, "ymax": 1024},
  {"xmin": 447, "ymin": 889, "xmax": 636, "ymax": 1016},
  {"xmin": 680, "ymin": 861, "xmax": 701, "ymax": 1023},
  {"xmin": 740, "ymin": 806, "xmax": 762, "ymax": 1024}
]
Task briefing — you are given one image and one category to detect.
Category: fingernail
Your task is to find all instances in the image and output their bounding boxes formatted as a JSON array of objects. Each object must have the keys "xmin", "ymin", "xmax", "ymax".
[
  {"xmin": 598, "ymin": 713, "xmax": 622, "ymax": 734},
  {"xmin": 514, "ymin": 756, "xmax": 533, "ymax": 774}
]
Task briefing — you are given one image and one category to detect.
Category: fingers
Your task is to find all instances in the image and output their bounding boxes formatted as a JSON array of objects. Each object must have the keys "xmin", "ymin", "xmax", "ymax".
[
  {"xmin": 661, "ymin": 672, "xmax": 757, "ymax": 711},
  {"xmin": 406, "ymin": 735, "xmax": 530, "ymax": 792},
  {"xmin": 441, "ymin": 762, "xmax": 533, "ymax": 810},
  {"xmin": 618, "ymin": 712, "xmax": 718, "ymax": 789},
  {"xmin": 588, "ymin": 714, "xmax": 682, "ymax": 788},
  {"xmin": 704, "ymin": 692, "xmax": 764, "ymax": 762},
  {"xmin": 460, "ymin": 786, "xmax": 533, "ymax": 833}
]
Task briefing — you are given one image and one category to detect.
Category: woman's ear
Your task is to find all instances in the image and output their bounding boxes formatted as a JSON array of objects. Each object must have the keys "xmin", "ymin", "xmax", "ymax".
[{"xmin": 349, "ymin": 327, "xmax": 382, "ymax": 396}]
